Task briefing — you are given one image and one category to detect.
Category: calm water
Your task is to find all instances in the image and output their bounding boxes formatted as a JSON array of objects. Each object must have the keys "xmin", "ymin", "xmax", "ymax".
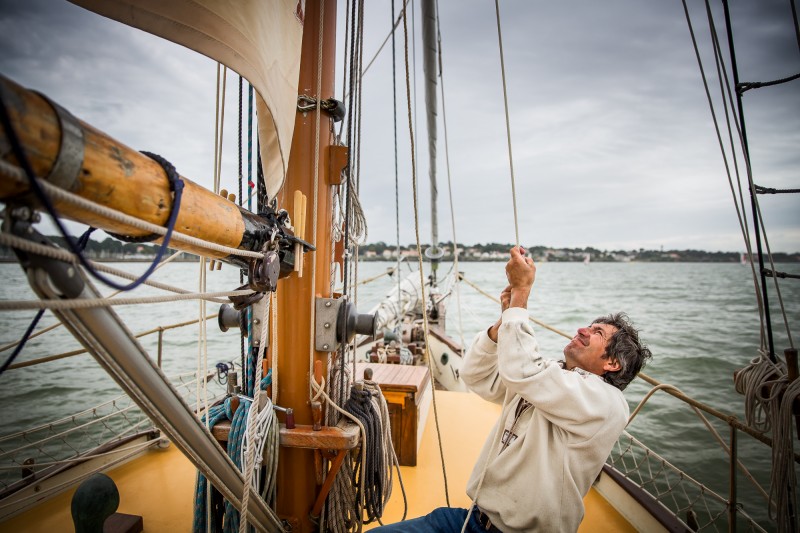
[{"xmin": 0, "ymin": 259, "xmax": 798, "ymax": 526}]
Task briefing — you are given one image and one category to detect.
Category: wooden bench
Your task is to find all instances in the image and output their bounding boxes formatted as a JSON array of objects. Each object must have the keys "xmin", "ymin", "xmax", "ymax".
[{"xmin": 356, "ymin": 362, "xmax": 431, "ymax": 466}]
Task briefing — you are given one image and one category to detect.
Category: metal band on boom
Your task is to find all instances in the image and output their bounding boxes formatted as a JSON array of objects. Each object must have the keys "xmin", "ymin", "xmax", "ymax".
[{"xmin": 34, "ymin": 92, "xmax": 84, "ymax": 192}]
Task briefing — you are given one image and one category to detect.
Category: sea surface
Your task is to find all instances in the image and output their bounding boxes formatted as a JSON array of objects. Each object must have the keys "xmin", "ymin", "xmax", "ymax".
[{"xmin": 0, "ymin": 259, "xmax": 798, "ymax": 527}]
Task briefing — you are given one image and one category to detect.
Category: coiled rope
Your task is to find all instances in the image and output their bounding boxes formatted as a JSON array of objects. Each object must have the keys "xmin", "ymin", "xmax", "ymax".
[{"xmin": 344, "ymin": 386, "xmax": 385, "ymax": 523}]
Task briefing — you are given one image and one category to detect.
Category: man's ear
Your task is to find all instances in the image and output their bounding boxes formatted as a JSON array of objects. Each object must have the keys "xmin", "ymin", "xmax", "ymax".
[{"xmin": 603, "ymin": 358, "xmax": 621, "ymax": 372}]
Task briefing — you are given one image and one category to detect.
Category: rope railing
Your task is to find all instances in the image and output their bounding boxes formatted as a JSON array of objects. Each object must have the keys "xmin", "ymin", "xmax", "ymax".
[
  {"xmin": 355, "ymin": 266, "xmax": 397, "ymax": 287},
  {"xmin": 0, "ymin": 290, "xmax": 252, "ymax": 312},
  {"xmin": 5, "ymin": 314, "xmax": 219, "ymax": 371}
]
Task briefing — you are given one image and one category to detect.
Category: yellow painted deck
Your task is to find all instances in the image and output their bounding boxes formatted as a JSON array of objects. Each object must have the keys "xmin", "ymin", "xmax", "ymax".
[
  {"xmin": 0, "ymin": 443, "xmax": 194, "ymax": 533},
  {"xmin": 1, "ymin": 391, "xmax": 634, "ymax": 532}
]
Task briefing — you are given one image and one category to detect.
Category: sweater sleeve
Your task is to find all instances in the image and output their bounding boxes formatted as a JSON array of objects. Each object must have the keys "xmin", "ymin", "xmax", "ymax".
[
  {"xmin": 461, "ymin": 328, "xmax": 507, "ymax": 405},
  {"xmin": 496, "ymin": 307, "xmax": 629, "ymax": 442}
]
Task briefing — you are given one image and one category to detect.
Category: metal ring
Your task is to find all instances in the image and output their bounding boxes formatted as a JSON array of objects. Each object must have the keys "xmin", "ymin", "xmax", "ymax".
[{"xmin": 34, "ymin": 92, "xmax": 85, "ymax": 191}]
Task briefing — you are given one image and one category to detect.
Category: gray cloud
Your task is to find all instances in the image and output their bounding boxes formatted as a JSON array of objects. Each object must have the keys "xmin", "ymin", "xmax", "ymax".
[{"xmin": 0, "ymin": 0, "xmax": 797, "ymax": 252}]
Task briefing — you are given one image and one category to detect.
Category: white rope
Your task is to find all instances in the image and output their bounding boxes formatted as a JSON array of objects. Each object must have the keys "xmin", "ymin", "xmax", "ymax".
[
  {"xmin": 270, "ymin": 291, "xmax": 279, "ymax": 404},
  {"xmin": 239, "ymin": 298, "xmax": 270, "ymax": 533},
  {"xmin": 0, "ymin": 289, "xmax": 254, "ymax": 311},
  {"xmin": 0, "ymin": 232, "xmax": 227, "ymax": 302},
  {"xmin": 770, "ymin": 378, "xmax": 800, "ymax": 531},
  {"xmin": 493, "ymin": 0, "xmax": 521, "ymax": 247},
  {"xmin": 213, "ymin": 64, "xmax": 227, "ymax": 195},
  {"xmin": 0, "ymin": 161, "xmax": 262, "ymax": 259},
  {"xmin": 197, "ymin": 257, "xmax": 211, "ymax": 532},
  {"xmin": 307, "ymin": 0, "xmax": 325, "ymax": 403}
]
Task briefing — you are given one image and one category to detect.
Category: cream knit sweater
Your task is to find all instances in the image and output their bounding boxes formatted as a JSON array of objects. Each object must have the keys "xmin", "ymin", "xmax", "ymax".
[{"xmin": 461, "ymin": 307, "xmax": 629, "ymax": 533}]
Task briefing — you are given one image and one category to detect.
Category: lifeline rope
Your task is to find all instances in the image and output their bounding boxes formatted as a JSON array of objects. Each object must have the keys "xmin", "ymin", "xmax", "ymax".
[
  {"xmin": 493, "ymin": 0, "xmax": 521, "ymax": 247},
  {"xmin": 0, "ymin": 290, "xmax": 254, "ymax": 311},
  {"xmin": 400, "ymin": 1, "xmax": 450, "ymax": 507}
]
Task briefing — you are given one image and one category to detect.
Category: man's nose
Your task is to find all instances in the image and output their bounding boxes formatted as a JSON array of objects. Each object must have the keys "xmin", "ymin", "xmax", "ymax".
[{"xmin": 577, "ymin": 327, "xmax": 589, "ymax": 336}]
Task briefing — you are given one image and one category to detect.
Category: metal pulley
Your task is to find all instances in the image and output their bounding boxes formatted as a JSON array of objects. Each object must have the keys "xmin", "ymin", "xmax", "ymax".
[{"xmin": 248, "ymin": 250, "xmax": 280, "ymax": 292}]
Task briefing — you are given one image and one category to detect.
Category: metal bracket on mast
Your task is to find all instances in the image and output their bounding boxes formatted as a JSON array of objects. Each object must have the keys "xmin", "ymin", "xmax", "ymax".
[{"xmin": 314, "ymin": 297, "xmax": 377, "ymax": 352}]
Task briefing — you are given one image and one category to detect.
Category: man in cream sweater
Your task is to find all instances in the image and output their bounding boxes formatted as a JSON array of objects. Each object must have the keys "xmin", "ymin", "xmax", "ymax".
[{"xmin": 374, "ymin": 246, "xmax": 651, "ymax": 532}]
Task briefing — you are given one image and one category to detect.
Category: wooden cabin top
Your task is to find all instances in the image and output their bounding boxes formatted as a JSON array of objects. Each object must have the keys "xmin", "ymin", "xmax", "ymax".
[{"xmin": 356, "ymin": 362, "xmax": 430, "ymax": 395}]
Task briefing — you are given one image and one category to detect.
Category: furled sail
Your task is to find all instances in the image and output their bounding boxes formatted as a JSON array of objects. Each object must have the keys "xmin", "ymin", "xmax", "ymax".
[{"xmin": 69, "ymin": 0, "xmax": 305, "ymax": 200}]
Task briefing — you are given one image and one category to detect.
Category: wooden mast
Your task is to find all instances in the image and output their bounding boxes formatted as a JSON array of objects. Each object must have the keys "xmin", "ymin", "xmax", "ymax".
[{"xmin": 275, "ymin": 0, "xmax": 340, "ymax": 530}]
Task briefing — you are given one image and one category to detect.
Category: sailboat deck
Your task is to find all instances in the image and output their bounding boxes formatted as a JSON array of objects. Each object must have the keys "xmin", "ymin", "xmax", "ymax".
[{"xmin": 0, "ymin": 391, "xmax": 635, "ymax": 532}]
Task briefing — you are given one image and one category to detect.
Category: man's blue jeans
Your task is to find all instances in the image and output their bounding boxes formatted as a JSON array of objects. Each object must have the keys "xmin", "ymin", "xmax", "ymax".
[{"xmin": 369, "ymin": 507, "xmax": 501, "ymax": 532}]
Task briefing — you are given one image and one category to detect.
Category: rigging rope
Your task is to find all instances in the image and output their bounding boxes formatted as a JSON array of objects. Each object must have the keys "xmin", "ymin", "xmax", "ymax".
[
  {"xmin": 400, "ymin": 1, "xmax": 450, "ymax": 508},
  {"xmin": 493, "ymin": 0, "xmax": 521, "ymax": 248},
  {"xmin": 681, "ymin": 0, "xmax": 769, "ymax": 354},
  {"xmin": 435, "ymin": 0, "xmax": 466, "ymax": 350}
]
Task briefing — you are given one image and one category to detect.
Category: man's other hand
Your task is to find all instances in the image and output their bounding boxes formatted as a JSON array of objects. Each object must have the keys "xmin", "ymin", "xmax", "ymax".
[{"xmin": 500, "ymin": 285, "xmax": 512, "ymax": 312}]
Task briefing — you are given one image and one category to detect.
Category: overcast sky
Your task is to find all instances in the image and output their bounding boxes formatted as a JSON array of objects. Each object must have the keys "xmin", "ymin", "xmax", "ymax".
[{"xmin": 0, "ymin": 0, "xmax": 798, "ymax": 252}]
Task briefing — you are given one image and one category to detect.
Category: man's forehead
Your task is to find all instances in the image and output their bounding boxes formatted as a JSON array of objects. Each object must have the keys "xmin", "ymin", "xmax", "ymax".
[{"xmin": 590, "ymin": 323, "xmax": 618, "ymax": 336}]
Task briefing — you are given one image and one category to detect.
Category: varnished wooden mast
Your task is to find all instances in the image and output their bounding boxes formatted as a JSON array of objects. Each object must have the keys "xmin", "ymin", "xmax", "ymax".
[
  {"xmin": 0, "ymin": 76, "xmax": 267, "ymax": 267},
  {"xmin": 275, "ymin": 0, "xmax": 339, "ymax": 530}
]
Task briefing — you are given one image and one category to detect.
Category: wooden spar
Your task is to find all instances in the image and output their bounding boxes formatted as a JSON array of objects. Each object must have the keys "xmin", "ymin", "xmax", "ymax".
[
  {"xmin": 0, "ymin": 75, "xmax": 270, "ymax": 268},
  {"xmin": 274, "ymin": 0, "xmax": 340, "ymax": 530}
]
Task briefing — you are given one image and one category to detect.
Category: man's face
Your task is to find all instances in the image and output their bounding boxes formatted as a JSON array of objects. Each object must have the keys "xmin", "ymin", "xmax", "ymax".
[{"xmin": 563, "ymin": 322, "xmax": 620, "ymax": 376}]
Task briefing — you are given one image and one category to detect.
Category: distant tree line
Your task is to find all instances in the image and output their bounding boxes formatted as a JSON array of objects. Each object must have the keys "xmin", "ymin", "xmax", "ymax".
[
  {"xmin": 357, "ymin": 241, "xmax": 800, "ymax": 263},
  {"xmin": 0, "ymin": 235, "xmax": 194, "ymax": 261},
  {"xmin": 1, "ymin": 237, "xmax": 797, "ymax": 263}
]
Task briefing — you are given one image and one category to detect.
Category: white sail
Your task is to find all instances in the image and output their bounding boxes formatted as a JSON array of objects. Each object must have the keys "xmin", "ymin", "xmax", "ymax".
[{"xmin": 69, "ymin": 0, "xmax": 305, "ymax": 200}]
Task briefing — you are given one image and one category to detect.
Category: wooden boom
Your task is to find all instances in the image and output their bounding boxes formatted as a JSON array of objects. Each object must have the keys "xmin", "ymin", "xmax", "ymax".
[{"xmin": 0, "ymin": 75, "xmax": 271, "ymax": 267}]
